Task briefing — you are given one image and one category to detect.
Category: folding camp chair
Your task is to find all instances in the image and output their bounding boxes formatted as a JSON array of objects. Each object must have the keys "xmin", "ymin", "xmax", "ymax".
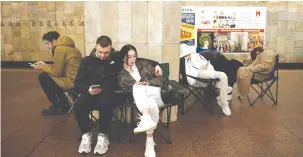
[
  {"xmin": 63, "ymin": 89, "xmax": 99, "ymax": 121},
  {"xmin": 64, "ymin": 89, "xmax": 128, "ymax": 142},
  {"xmin": 125, "ymin": 63, "xmax": 186, "ymax": 144},
  {"xmin": 245, "ymin": 55, "xmax": 279, "ymax": 106},
  {"xmin": 63, "ymin": 89, "xmax": 81, "ymax": 114},
  {"xmin": 179, "ymin": 57, "xmax": 219, "ymax": 115},
  {"xmin": 64, "ymin": 89, "xmax": 127, "ymax": 121}
]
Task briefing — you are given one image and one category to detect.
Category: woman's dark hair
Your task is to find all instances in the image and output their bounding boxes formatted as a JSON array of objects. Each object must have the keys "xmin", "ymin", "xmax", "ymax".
[
  {"xmin": 120, "ymin": 44, "xmax": 137, "ymax": 65},
  {"xmin": 251, "ymin": 47, "xmax": 264, "ymax": 61},
  {"xmin": 42, "ymin": 31, "xmax": 60, "ymax": 42}
]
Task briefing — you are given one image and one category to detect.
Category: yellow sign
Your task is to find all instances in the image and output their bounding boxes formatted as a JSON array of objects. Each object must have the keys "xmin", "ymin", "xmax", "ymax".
[{"xmin": 181, "ymin": 22, "xmax": 195, "ymax": 41}]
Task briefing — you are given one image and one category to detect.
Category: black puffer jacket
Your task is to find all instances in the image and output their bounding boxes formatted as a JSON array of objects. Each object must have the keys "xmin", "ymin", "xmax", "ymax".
[
  {"xmin": 74, "ymin": 48, "xmax": 123, "ymax": 105},
  {"xmin": 200, "ymin": 50, "xmax": 244, "ymax": 87}
]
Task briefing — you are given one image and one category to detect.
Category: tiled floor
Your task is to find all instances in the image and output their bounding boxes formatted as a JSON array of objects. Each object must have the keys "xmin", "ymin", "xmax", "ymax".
[{"xmin": 1, "ymin": 69, "xmax": 303, "ymax": 157}]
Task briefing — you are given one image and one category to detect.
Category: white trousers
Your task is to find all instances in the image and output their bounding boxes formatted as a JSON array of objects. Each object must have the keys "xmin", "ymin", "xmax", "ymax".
[
  {"xmin": 198, "ymin": 70, "xmax": 230, "ymax": 108},
  {"xmin": 132, "ymin": 85, "xmax": 165, "ymax": 134}
]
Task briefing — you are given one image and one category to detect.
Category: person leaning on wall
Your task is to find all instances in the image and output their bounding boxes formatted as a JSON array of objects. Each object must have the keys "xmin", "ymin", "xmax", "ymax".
[{"xmin": 31, "ymin": 31, "xmax": 82, "ymax": 115}]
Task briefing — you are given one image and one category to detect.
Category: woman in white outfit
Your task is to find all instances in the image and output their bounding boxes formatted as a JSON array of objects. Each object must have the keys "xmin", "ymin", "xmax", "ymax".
[
  {"xmin": 117, "ymin": 44, "xmax": 165, "ymax": 157},
  {"xmin": 180, "ymin": 44, "xmax": 232, "ymax": 116}
]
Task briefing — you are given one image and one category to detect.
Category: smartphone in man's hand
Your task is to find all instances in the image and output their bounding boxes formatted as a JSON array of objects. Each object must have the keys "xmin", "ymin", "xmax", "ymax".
[
  {"xmin": 91, "ymin": 85, "xmax": 100, "ymax": 89},
  {"xmin": 28, "ymin": 62, "xmax": 36, "ymax": 67}
]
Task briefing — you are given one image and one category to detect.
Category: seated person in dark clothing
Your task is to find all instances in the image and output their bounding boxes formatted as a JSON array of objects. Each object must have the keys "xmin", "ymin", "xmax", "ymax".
[
  {"xmin": 199, "ymin": 50, "xmax": 244, "ymax": 88},
  {"xmin": 74, "ymin": 36, "xmax": 124, "ymax": 155}
]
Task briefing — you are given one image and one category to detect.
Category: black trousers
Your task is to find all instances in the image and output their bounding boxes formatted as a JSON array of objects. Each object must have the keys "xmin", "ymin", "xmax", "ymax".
[
  {"xmin": 74, "ymin": 94, "xmax": 121, "ymax": 134},
  {"xmin": 225, "ymin": 59, "xmax": 244, "ymax": 87},
  {"xmin": 38, "ymin": 72, "xmax": 67, "ymax": 109}
]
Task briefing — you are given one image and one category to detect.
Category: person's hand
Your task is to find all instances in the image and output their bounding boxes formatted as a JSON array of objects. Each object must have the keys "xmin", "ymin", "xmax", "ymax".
[
  {"xmin": 155, "ymin": 65, "xmax": 162, "ymax": 77},
  {"xmin": 37, "ymin": 61, "xmax": 46, "ymax": 65},
  {"xmin": 143, "ymin": 81, "xmax": 149, "ymax": 86},
  {"xmin": 88, "ymin": 86, "xmax": 102, "ymax": 95},
  {"xmin": 135, "ymin": 82, "xmax": 145, "ymax": 86},
  {"xmin": 32, "ymin": 61, "xmax": 44, "ymax": 70}
]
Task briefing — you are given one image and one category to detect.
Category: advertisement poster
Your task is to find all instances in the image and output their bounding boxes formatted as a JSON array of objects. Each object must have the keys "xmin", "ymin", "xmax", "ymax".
[
  {"xmin": 181, "ymin": 7, "xmax": 266, "ymax": 53},
  {"xmin": 181, "ymin": 6, "xmax": 195, "ymax": 46}
]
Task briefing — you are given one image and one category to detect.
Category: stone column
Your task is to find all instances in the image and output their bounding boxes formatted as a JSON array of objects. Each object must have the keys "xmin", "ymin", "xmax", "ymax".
[
  {"xmin": 162, "ymin": 1, "xmax": 182, "ymax": 122},
  {"xmin": 84, "ymin": 1, "xmax": 101, "ymax": 56}
]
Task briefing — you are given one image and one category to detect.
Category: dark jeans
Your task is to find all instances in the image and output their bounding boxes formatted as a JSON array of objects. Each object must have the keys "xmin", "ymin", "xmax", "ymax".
[
  {"xmin": 225, "ymin": 59, "xmax": 244, "ymax": 87},
  {"xmin": 38, "ymin": 72, "xmax": 67, "ymax": 109},
  {"xmin": 74, "ymin": 94, "xmax": 121, "ymax": 134}
]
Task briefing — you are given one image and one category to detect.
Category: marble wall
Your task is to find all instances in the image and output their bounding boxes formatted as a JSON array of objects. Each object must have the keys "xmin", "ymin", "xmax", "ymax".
[
  {"xmin": 1, "ymin": 1, "xmax": 85, "ymax": 61},
  {"xmin": 84, "ymin": 1, "xmax": 181, "ymax": 82},
  {"xmin": 2, "ymin": 1, "xmax": 302, "ymax": 63}
]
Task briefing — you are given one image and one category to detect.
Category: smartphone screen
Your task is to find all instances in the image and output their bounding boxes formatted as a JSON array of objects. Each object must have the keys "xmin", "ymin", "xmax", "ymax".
[
  {"xmin": 91, "ymin": 85, "xmax": 100, "ymax": 89},
  {"xmin": 28, "ymin": 63, "xmax": 35, "ymax": 67}
]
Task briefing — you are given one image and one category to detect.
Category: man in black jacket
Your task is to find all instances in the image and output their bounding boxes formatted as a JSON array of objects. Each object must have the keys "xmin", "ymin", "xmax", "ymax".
[{"xmin": 74, "ymin": 36, "xmax": 124, "ymax": 155}]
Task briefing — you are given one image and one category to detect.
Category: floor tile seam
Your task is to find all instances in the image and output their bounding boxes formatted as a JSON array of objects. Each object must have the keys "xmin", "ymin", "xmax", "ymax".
[
  {"xmin": 268, "ymin": 113, "xmax": 303, "ymax": 141},
  {"xmin": 2, "ymin": 114, "xmax": 63, "ymax": 144},
  {"xmin": 1, "ymin": 125, "xmax": 26, "ymax": 144},
  {"xmin": 25, "ymin": 119, "xmax": 65, "ymax": 157}
]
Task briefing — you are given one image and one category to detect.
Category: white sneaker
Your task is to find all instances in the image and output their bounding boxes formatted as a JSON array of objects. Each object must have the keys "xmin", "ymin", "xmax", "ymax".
[
  {"xmin": 222, "ymin": 106, "xmax": 231, "ymax": 116},
  {"xmin": 78, "ymin": 132, "xmax": 92, "ymax": 154},
  {"xmin": 144, "ymin": 138, "xmax": 156, "ymax": 157},
  {"xmin": 134, "ymin": 114, "xmax": 157, "ymax": 134},
  {"xmin": 218, "ymin": 101, "xmax": 232, "ymax": 116},
  {"xmin": 228, "ymin": 86, "xmax": 233, "ymax": 93},
  {"xmin": 94, "ymin": 133, "xmax": 109, "ymax": 155}
]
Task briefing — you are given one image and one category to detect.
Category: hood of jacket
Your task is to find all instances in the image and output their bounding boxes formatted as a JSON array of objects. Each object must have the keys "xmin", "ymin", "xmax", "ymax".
[
  {"xmin": 51, "ymin": 36, "xmax": 75, "ymax": 56},
  {"xmin": 54, "ymin": 36, "xmax": 75, "ymax": 47}
]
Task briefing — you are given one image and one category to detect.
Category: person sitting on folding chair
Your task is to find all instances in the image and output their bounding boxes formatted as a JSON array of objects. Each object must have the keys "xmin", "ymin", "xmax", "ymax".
[
  {"xmin": 117, "ymin": 44, "xmax": 166, "ymax": 157},
  {"xmin": 74, "ymin": 36, "xmax": 124, "ymax": 155},
  {"xmin": 32, "ymin": 31, "xmax": 82, "ymax": 115},
  {"xmin": 237, "ymin": 47, "xmax": 277, "ymax": 97},
  {"xmin": 180, "ymin": 44, "xmax": 232, "ymax": 116}
]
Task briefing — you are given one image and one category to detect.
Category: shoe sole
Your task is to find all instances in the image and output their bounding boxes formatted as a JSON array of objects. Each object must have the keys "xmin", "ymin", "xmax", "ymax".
[
  {"xmin": 41, "ymin": 112, "xmax": 65, "ymax": 116},
  {"xmin": 94, "ymin": 147, "xmax": 108, "ymax": 155},
  {"xmin": 79, "ymin": 149, "xmax": 91, "ymax": 154},
  {"xmin": 134, "ymin": 125, "xmax": 157, "ymax": 134}
]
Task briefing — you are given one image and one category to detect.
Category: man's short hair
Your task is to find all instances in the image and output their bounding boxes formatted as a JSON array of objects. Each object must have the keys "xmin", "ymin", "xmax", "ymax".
[
  {"xmin": 42, "ymin": 31, "xmax": 60, "ymax": 42},
  {"xmin": 96, "ymin": 36, "xmax": 112, "ymax": 47}
]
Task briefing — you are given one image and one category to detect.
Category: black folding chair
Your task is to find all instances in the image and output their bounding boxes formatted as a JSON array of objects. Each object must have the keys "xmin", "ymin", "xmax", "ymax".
[
  {"xmin": 179, "ymin": 57, "xmax": 219, "ymax": 115},
  {"xmin": 63, "ymin": 89, "xmax": 100, "ymax": 121},
  {"xmin": 245, "ymin": 55, "xmax": 279, "ymax": 106},
  {"xmin": 63, "ymin": 89, "xmax": 82, "ymax": 114}
]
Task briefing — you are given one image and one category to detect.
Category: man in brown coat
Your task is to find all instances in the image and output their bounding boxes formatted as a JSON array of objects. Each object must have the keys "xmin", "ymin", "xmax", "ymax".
[
  {"xmin": 32, "ymin": 31, "xmax": 82, "ymax": 115},
  {"xmin": 237, "ymin": 47, "xmax": 276, "ymax": 97}
]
